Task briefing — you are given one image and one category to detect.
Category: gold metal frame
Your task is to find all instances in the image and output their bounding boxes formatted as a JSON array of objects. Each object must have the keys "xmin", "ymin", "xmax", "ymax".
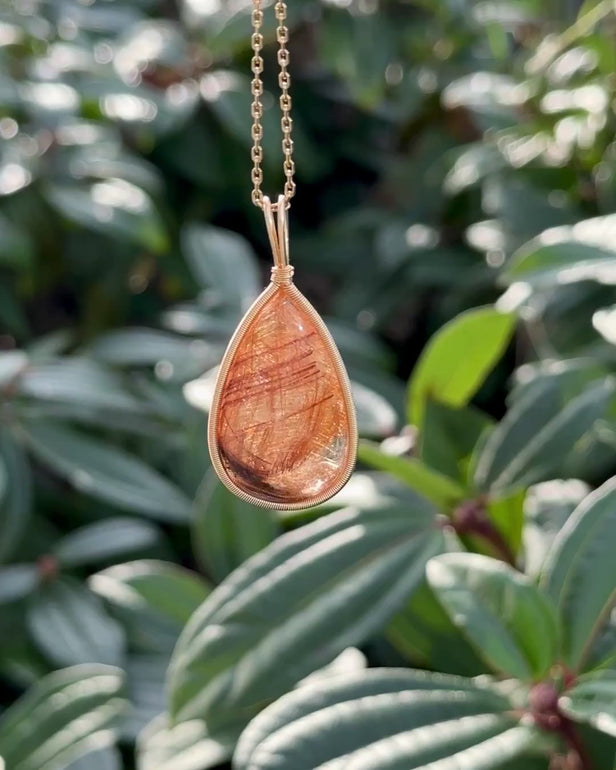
[{"xmin": 207, "ymin": 196, "xmax": 358, "ymax": 511}]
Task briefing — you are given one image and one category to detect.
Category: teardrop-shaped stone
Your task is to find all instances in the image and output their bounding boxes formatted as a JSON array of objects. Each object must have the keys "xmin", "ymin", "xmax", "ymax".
[{"xmin": 209, "ymin": 284, "xmax": 356, "ymax": 508}]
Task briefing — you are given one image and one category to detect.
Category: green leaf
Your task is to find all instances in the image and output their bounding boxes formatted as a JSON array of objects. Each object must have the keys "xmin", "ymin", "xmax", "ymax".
[
  {"xmin": 524, "ymin": 479, "xmax": 589, "ymax": 579},
  {"xmin": 486, "ymin": 487, "xmax": 526, "ymax": 558},
  {"xmin": 0, "ymin": 428, "xmax": 32, "ymax": 562},
  {"xmin": 445, "ymin": 143, "xmax": 507, "ymax": 194},
  {"xmin": 193, "ymin": 475, "xmax": 279, "ymax": 583},
  {"xmin": 420, "ymin": 400, "xmax": 493, "ymax": 483},
  {"xmin": 17, "ymin": 358, "xmax": 141, "ymax": 413},
  {"xmin": 20, "ymin": 420, "xmax": 192, "ymax": 522},
  {"xmin": 541, "ymin": 477, "xmax": 616, "ymax": 669},
  {"xmin": 234, "ymin": 668, "xmax": 545, "ymax": 770},
  {"xmin": 124, "ymin": 654, "xmax": 168, "ymax": 741},
  {"xmin": 0, "ymin": 351, "xmax": 28, "ymax": 387},
  {"xmin": 168, "ymin": 502, "xmax": 443, "ymax": 741},
  {"xmin": 298, "ymin": 647, "xmax": 367, "ymax": 688},
  {"xmin": 510, "ymin": 358, "xmax": 609, "ymax": 405},
  {"xmin": 427, "ymin": 553, "xmax": 560, "ymax": 680},
  {"xmin": 65, "ymin": 145, "xmax": 163, "ymax": 197},
  {"xmin": 46, "ymin": 180, "xmax": 169, "ymax": 253},
  {"xmin": 387, "ymin": 581, "xmax": 487, "ymax": 676},
  {"xmin": 89, "ymin": 328, "xmax": 221, "ymax": 382},
  {"xmin": 0, "ymin": 565, "xmax": 38, "ymax": 604},
  {"xmin": 502, "ymin": 216, "xmax": 616, "ymax": 289},
  {"xmin": 474, "ymin": 379, "xmax": 614, "ymax": 491},
  {"xmin": 325, "ymin": 318, "xmax": 396, "ymax": 373},
  {"xmin": 0, "ymin": 213, "xmax": 33, "ymax": 270},
  {"xmin": 113, "ymin": 20, "xmax": 192, "ymax": 81},
  {"xmin": 594, "ymin": 305, "xmax": 616, "ymax": 345},
  {"xmin": 559, "ymin": 670, "xmax": 616, "ymax": 738},
  {"xmin": 90, "ymin": 560, "xmax": 211, "ymax": 654},
  {"xmin": 0, "ymin": 455, "xmax": 6, "ymax": 510},
  {"xmin": 201, "ymin": 71, "xmax": 283, "ymax": 161},
  {"xmin": 357, "ymin": 441, "xmax": 466, "ymax": 508},
  {"xmin": 408, "ymin": 307, "xmax": 515, "ymax": 428},
  {"xmin": 53, "ymin": 518, "xmax": 163, "ymax": 568},
  {"xmin": 586, "ymin": 607, "xmax": 616, "ymax": 673},
  {"xmin": 90, "ymin": 78, "xmax": 198, "ymax": 137},
  {"xmin": 137, "ymin": 715, "xmax": 234, "ymax": 770},
  {"xmin": 580, "ymin": 722, "xmax": 616, "ymax": 770},
  {"xmin": 0, "ymin": 284, "xmax": 28, "ymax": 338},
  {"xmin": 352, "ymin": 380, "xmax": 399, "ymax": 438},
  {"xmin": 181, "ymin": 224, "xmax": 260, "ymax": 314},
  {"xmin": 0, "ymin": 664, "xmax": 126, "ymax": 770},
  {"xmin": 65, "ymin": 746, "xmax": 122, "ymax": 770},
  {"xmin": 27, "ymin": 577, "xmax": 125, "ymax": 667}
]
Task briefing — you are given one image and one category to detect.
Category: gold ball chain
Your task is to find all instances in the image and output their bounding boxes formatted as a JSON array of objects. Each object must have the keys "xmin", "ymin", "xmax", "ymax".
[{"xmin": 251, "ymin": 0, "xmax": 296, "ymax": 210}]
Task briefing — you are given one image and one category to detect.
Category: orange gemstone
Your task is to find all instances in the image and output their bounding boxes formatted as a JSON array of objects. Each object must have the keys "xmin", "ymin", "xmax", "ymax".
[{"xmin": 209, "ymin": 284, "xmax": 356, "ymax": 508}]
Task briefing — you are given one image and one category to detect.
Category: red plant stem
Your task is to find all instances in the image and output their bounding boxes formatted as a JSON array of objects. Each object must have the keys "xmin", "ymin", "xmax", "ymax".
[
  {"xmin": 560, "ymin": 718, "xmax": 593, "ymax": 770},
  {"xmin": 451, "ymin": 499, "xmax": 516, "ymax": 567},
  {"xmin": 472, "ymin": 519, "xmax": 517, "ymax": 567}
]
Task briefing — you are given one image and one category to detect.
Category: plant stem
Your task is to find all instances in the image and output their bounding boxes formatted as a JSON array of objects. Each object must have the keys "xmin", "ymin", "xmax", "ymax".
[
  {"xmin": 561, "ymin": 718, "xmax": 593, "ymax": 770},
  {"xmin": 451, "ymin": 498, "xmax": 516, "ymax": 567},
  {"xmin": 473, "ymin": 520, "xmax": 517, "ymax": 567}
]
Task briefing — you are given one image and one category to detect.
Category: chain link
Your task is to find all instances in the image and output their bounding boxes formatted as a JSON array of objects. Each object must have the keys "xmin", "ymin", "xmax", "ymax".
[{"xmin": 251, "ymin": 0, "xmax": 295, "ymax": 209}]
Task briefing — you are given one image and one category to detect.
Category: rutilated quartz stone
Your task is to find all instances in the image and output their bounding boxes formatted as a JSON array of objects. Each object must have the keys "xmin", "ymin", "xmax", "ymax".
[{"xmin": 211, "ymin": 285, "xmax": 355, "ymax": 506}]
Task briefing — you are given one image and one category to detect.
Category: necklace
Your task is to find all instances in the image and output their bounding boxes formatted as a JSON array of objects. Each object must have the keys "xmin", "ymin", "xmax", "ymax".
[{"xmin": 207, "ymin": 0, "xmax": 357, "ymax": 510}]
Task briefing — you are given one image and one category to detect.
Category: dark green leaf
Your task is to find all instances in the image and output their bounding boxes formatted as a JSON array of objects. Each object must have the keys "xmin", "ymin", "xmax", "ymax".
[
  {"xmin": 523, "ymin": 479, "xmax": 589, "ymax": 579},
  {"xmin": 90, "ymin": 560, "xmax": 211, "ymax": 654},
  {"xmin": 0, "ymin": 428, "xmax": 32, "ymax": 562},
  {"xmin": 445, "ymin": 143, "xmax": 507, "ymax": 194},
  {"xmin": 297, "ymin": 647, "xmax": 367, "ymax": 688},
  {"xmin": 65, "ymin": 746, "xmax": 122, "ymax": 770},
  {"xmin": 352, "ymin": 381, "xmax": 398, "ymax": 438},
  {"xmin": 181, "ymin": 224, "xmax": 260, "ymax": 314},
  {"xmin": 234, "ymin": 668, "xmax": 546, "ymax": 770},
  {"xmin": 0, "ymin": 664, "xmax": 126, "ymax": 770},
  {"xmin": 427, "ymin": 553, "xmax": 560, "ymax": 680},
  {"xmin": 358, "ymin": 441, "xmax": 466, "ymax": 508},
  {"xmin": 325, "ymin": 318, "xmax": 395, "ymax": 373},
  {"xmin": 169, "ymin": 502, "xmax": 443, "ymax": 741},
  {"xmin": 137, "ymin": 715, "xmax": 234, "ymax": 770},
  {"xmin": 17, "ymin": 358, "xmax": 142, "ymax": 413},
  {"xmin": 53, "ymin": 518, "xmax": 163, "ymax": 568},
  {"xmin": 89, "ymin": 328, "xmax": 221, "ymax": 381},
  {"xmin": 0, "ymin": 213, "xmax": 33, "ymax": 270},
  {"xmin": 387, "ymin": 580, "xmax": 486, "ymax": 676},
  {"xmin": 474, "ymin": 379, "xmax": 614, "ymax": 491},
  {"xmin": 560, "ymin": 670, "xmax": 616, "ymax": 738},
  {"xmin": 420, "ymin": 400, "xmax": 493, "ymax": 483},
  {"xmin": 20, "ymin": 420, "xmax": 192, "ymax": 521},
  {"xmin": 541, "ymin": 478, "xmax": 616, "ymax": 669},
  {"xmin": 0, "ymin": 565, "xmax": 38, "ymax": 604},
  {"xmin": 124, "ymin": 654, "xmax": 168, "ymax": 741},
  {"xmin": 46, "ymin": 181, "xmax": 169, "ymax": 253},
  {"xmin": 408, "ymin": 307, "xmax": 515, "ymax": 428},
  {"xmin": 90, "ymin": 80, "xmax": 198, "ymax": 136},
  {"xmin": 0, "ymin": 351, "xmax": 28, "ymax": 387},
  {"xmin": 201, "ymin": 71, "xmax": 282, "ymax": 162},
  {"xmin": 503, "ymin": 216, "xmax": 616, "ymax": 289},
  {"xmin": 27, "ymin": 577, "xmax": 125, "ymax": 667},
  {"xmin": 193, "ymin": 475, "xmax": 278, "ymax": 583}
]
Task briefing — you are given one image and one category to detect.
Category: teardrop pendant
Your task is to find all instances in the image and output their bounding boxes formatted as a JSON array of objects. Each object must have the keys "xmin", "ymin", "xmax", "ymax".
[{"xmin": 207, "ymin": 198, "xmax": 357, "ymax": 510}]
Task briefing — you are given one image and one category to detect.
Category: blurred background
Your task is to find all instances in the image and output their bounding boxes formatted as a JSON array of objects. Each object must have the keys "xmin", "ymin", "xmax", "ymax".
[{"xmin": 2, "ymin": 0, "xmax": 616, "ymax": 768}]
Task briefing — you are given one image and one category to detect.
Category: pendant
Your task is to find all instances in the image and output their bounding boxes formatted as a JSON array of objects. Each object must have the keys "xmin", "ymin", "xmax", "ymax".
[{"xmin": 208, "ymin": 196, "xmax": 357, "ymax": 510}]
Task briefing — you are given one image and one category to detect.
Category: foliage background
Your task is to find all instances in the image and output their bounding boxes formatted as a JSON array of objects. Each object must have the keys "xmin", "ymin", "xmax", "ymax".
[{"xmin": 1, "ymin": 0, "xmax": 616, "ymax": 768}]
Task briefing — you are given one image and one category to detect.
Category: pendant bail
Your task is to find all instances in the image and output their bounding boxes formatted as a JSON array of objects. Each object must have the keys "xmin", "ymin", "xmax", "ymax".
[{"xmin": 263, "ymin": 195, "xmax": 294, "ymax": 286}]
